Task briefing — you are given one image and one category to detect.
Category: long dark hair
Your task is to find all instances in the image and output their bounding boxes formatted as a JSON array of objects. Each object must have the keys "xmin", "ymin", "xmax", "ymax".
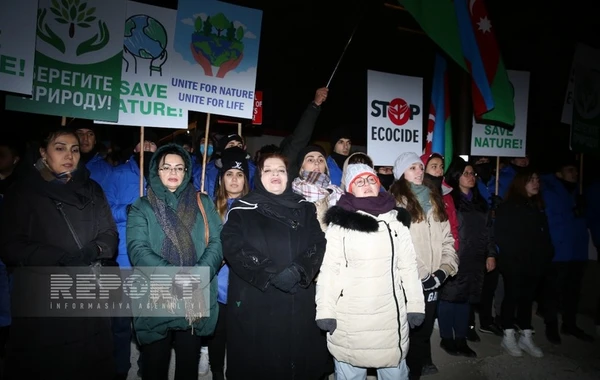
[
  {"xmin": 445, "ymin": 157, "xmax": 488, "ymax": 212},
  {"xmin": 390, "ymin": 177, "xmax": 448, "ymax": 223},
  {"xmin": 506, "ymin": 168, "xmax": 545, "ymax": 210}
]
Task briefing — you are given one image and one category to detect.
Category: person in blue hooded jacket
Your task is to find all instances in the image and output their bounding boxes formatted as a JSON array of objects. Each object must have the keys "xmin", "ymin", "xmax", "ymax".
[
  {"xmin": 74, "ymin": 125, "xmax": 113, "ymax": 190},
  {"xmin": 540, "ymin": 157, "xmax": 594, "ymax": 342},
  {"xmin": 204, "ymin": 147, "xmax": 250, "ymax": 380}
]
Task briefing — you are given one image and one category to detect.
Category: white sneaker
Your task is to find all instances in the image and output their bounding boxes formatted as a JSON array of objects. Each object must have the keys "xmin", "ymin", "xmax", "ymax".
[
  {"xmin": 198, "ymin": 346, "xmax": 209, "ymax": 375},
  {"xmin": 501, "ymin": 329, "xmax": 523, "ymax": 357},
  {"xmin": 518, "ymin": 329, "xmax": 543, "ymax": 358}
]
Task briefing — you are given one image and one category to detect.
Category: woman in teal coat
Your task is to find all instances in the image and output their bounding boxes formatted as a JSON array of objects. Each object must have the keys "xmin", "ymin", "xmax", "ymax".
[{"xmin": 127, "ymin": 144, "xmax": 223, "ymax": 380}]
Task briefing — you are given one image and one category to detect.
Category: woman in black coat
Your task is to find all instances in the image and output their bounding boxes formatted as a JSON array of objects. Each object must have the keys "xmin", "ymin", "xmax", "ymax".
[
  {"xmin": 221, "ymin": 152, "xmax": 331, "ymax": 380},
  {"xmin": 438, "ymin": 158, "xmax": 496, "ymax": 358},
  {"xmin": 0, "ymin": 129, "xmax": 118, "ymax": 380}
]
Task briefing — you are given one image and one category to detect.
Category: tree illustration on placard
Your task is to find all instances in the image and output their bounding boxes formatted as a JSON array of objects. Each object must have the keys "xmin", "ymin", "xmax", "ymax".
[
  {"xmin": 190, "ymin": 12, "xmax": 245, "ymax": 78},
  {"xmin": 37, "ymin": 0, "xmax": 110, "ymax": 56}
]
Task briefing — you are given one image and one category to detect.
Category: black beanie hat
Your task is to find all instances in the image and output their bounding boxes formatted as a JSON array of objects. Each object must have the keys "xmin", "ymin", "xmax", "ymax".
[
  {"xmin": 329, "ymin": 127, "xmax": 352, "ymax": 149},
  {"xmin": 297, "ymin": 145, "xmax": 327, "ymax": 168},
  {"xmin": 219, "ymin": 147, "xmax": 249, "ymax": 179}
]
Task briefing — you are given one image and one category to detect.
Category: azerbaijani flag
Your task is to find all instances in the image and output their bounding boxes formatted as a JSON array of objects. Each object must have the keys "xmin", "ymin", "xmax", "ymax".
[
  {"xmin": 454, "ymin": 0, "xmax": 515, "ymax": 128},
  {"xmin": 400, "ymin": 0, "xmax": 515, "ymax": 129},
  {"xmin": 425, "ymin": 53, "xmax": 453, "ymax": 170}
]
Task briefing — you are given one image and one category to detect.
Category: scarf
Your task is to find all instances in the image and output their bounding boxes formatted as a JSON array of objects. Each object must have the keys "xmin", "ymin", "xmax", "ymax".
[
  {"xmin": 377, "ymin": 173, "xmax": 394, "ymax": 191},
  {"xmin": 34, "ymin": 157, "xmax": 74, "ymax": 184},
  {"xmin": 410, "ymin": 182, "xmax": 432, "ymax": 215},
  {"xmin": 330, "ymin": 152, "xmax": 347, "ymax": 169},
  {"xmin": 243, "ymin": 168, "xmax": 306, "ymax": 209},
  {"xmin": 292, "ymin": 171, "xmax": 344, "ymax": 205},
  {"xmin": 147, "ymin": 183, "xmax": 204, "ymax": 326},
  {"xmin": 337, "ymin": 191, "xmax": 396, "ymax": 216},
  {"xmin": 424, "ymin": 173, "xmax": 443, "ymax": 191}
]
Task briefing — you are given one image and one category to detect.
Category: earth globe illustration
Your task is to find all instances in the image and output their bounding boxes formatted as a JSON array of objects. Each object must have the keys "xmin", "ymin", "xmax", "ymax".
[{"xmin": 124, "ymin": 14, "xmax": 167, "ymax": 60}]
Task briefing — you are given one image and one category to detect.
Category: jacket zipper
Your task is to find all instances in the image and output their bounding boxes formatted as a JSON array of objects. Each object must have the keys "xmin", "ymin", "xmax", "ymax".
[
  {"xmin": 56, "ymin": 201, "xmax": 83, "ymax": 249},
  {"xmin": 383, "ymin": 221, "xmax": 402, "ymax": 360}
]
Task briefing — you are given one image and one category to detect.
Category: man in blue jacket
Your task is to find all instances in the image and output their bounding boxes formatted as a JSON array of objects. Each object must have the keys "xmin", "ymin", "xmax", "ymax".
[
  {"xmin": 74, "ymin": 125, "xmax": 113, "ymax": 189},
  {"xmin": 326, "ymin": 128, "xmax": 352, "ymax": 187},
  {"xmin": 541, "ymin": 157, "xmax": 594, "ymax": 343}
]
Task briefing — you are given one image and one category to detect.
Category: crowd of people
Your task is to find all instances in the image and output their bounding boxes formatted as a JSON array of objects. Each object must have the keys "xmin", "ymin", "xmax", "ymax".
[{"xmin": 0, "ymin": 87, "xmax": 599, "ymax": 380}]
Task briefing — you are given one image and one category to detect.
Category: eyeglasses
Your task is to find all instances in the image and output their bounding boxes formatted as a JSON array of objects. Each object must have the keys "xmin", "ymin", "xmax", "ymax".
[
  {"xmin": 462, "ymin": 171, "xmax": 477, "ymax": 177},
  {"xmin": 353, "ymin": 176, "xmax": 378, "ymax": 187},
  {"xmin": 159, "ymin": 166, "xmax": 186, "ymax": 174}
]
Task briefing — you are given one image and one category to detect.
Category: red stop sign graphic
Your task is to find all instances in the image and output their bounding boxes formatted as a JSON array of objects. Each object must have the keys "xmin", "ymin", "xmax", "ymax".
[{"xmin": 387, "ymin": 98, "xmax": 411, "ymax": 126}]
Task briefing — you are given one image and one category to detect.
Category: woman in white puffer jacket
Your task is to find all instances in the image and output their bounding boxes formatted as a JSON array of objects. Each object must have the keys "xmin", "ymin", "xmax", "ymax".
[{"xmin": 316, "ymin": 163, "xmax": 425, "ymax": 380}]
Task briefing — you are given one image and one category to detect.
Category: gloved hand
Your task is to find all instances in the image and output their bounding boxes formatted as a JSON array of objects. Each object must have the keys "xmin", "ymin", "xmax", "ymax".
[
  {"xmin": 316, "ymin": 318, "xmax": 337, "ymax": 334},
  {"xmin": 422, "ymin": 273, "xmax": 437, "ymax": 291},
  {"xmin": 491, "ymin": 194, "xmax": 503, "ymax": 210},
  {"xmin": 407, "ymin": 312, "xmax": 425, "ymax": 329},
  {"xmin": 59, "ymin": 243, "xmax": 99, "ymax": 266},
  {"xmin": 432, "ymin": 269, "xmax": 447, "ymax": 286},
  {"xmin": 270, "ymin": 265, "xmax": 301, "ymax": 293}
]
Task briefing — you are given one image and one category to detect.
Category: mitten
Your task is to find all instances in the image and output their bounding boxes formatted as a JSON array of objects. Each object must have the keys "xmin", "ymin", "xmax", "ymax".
[
  {"xmin": 316, "ymin": 318, "xmax": 337, "ymax": 334},
  {"xmin": 422, "ymin": 273, "xmax": 437, "ymax": 291},
  {"xmin": 432, "ymin": 269, "xmax": 447, "ymax": 287},
  {"xmin": 270, "ymin": 265, "xmax": 301, "ymax": 293},
  {"xmin": 407, "ymin": 312, "xmax": 425, "ymax": 329}
]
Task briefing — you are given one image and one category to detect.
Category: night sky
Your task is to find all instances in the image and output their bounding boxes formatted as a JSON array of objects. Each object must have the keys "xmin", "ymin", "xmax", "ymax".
[{"xmin": 2, "ymin": 0, "xmax": 599, "ymax": 167}]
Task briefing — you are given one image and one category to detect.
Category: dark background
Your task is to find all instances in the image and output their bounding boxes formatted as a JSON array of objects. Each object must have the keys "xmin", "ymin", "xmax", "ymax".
[{"xmin": 2, "ymin": 0, "xmax": 599, "ymax": 170}]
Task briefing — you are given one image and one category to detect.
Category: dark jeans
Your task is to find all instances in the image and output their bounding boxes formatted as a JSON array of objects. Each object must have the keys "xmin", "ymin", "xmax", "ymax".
[
  {"xmin": 501, "ymin": 273, "xmax": 540, "ymax": 330},
  {"xmin": 438, "ymin": 301, "xmax": 470, "ymax": 339},
  {"xmin": 206, "ymin": 302, "xmax": 227, "ymax": 374},
  {"xmin": 407, "ymin": 290, "xmax": 438, "ymax": 377},
  {"xmin": 141, "ymin": 330, "xmax": 203, "ymax": 380},
  {"xmin": 478, "ymin": 269, "xmax": 500, "ymax": 327},
  {"xmin": 541, "ymin": 261, "xmax": 586, "ymax": 327},
  {"xmin": 111, "ymin": 316, "xmax": 132, "ymax": 375}
]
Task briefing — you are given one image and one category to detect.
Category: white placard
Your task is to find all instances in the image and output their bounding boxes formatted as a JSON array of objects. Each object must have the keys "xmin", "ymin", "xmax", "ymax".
[
  {"xmin": 367, "ymin": 70, "xmax": 423, "ymax": 166},
  {"xmin": 470, "ymin": 70, "xmax": 530, "ymax": 157}
]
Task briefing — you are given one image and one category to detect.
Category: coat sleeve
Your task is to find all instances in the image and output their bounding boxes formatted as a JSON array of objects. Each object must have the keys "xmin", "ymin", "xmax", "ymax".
[
  {"xmin": 396, "ymin": 225, "xmax": 425, "ymax": 314},
  {"xmin": 221, "ymin": 209, "xmax": 279, "ymax": 291},
  {"xmin": 315, "ymin": 225, "xmax": 344, "ymax": 321},
  {"xmin": 444, "ymin": 195, "xmax": 460, "ymax": 251},
  {"xmin": 0, "ymin": 187, "xmax": 68, "ymax": 266},
  {"xmin": 484, "ymin": 209, "xmax": 497, "ymax": 258},
  {"xmin": 196, "ymin": 195, "xmax": 223, "ymax": 279},
  {"xmin": 438, "ymin": 220, "xmax": 459, "ymax": 276},
  {"xmin": 280, "ymin": 103, "xmax": 321, "ymax": 164},
  {"xmin": 92, "ymin": 185, "xmax": 119, "ymax": 260},
  {"xmin": 126, "ymin": 199, "xmax": 173, "ymax": 267},
  {"xmin": 292, "ymin": 203, "xmax": 326, "ymax": 288},
  {"xmin": 105, "ymin": 170, "xmax": 128, "ymax": 225}
]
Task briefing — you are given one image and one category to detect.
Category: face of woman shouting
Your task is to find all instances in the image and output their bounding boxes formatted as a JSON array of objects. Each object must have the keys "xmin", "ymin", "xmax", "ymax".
[{"xmin": 261, "ymin": 157, "xmax": 288, "ymax": 195}]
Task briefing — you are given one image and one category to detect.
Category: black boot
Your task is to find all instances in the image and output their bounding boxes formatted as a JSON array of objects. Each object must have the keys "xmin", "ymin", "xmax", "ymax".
[
  {"xmin": 545, "ymin": 322, "xmax": 561, "ymax": 344},
  {"xmin": 561, "ymin": 324, "xmax": 594, "ymax": 342},
  {"xmin": 212, "ymin": 371, "xmax": 225, "ymax": 380},
  {"xmin": 466, "ymin": 325, "xmax": 481, "ymax": 342},
  {"xmin": 455, "ymin": 338, "xmax": 477, "ymax": 357},
  {"xmin": 440, "ymin": 338, "xmax": 460, "ymax": 356}
]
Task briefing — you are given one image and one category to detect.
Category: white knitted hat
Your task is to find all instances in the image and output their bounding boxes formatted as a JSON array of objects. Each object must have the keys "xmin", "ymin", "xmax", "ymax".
[
  {"xmin": 344, "ymin": 163, "xmax": 378, "ymax": 192},
  {"xmin": 393, "ymin": 152, "xmax": 423, "ymax": 179}
]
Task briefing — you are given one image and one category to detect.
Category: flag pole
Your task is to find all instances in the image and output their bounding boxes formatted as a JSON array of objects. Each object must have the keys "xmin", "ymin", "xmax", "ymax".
[
  {"xmin": 326, "ymin": 19, "xmax": 362, "ymax": 88},
  {"xmin": 494, "ymin": 156, "xmax": 500, "ymax": 195}
]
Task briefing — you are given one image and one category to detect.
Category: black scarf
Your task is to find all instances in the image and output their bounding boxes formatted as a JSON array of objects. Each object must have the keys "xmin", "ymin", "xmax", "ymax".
[
  {"xmin": 337, "ymin": 191, "xmax": 396, "ymax": 216},
  {"xmin": 243, "ymin": 168, "xmax": 306, "ymax": 209},
  {"xmin": 377, "ymin": 173, "xmax": 394, "ymax": 191},
  {"xmin": 330, "ymin": 152, "xmax": 347, "ymax": 170},
  {"xmin": 424, "ymin": 173, "xmax": 443, "ymax": 191},
  {"xmin": 147, "ymin": 183, "xmax": 198, "ymax": 266},
  {"xmin": 474, "ymin": 162, "xmax": 492, "ymax": 184}
]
